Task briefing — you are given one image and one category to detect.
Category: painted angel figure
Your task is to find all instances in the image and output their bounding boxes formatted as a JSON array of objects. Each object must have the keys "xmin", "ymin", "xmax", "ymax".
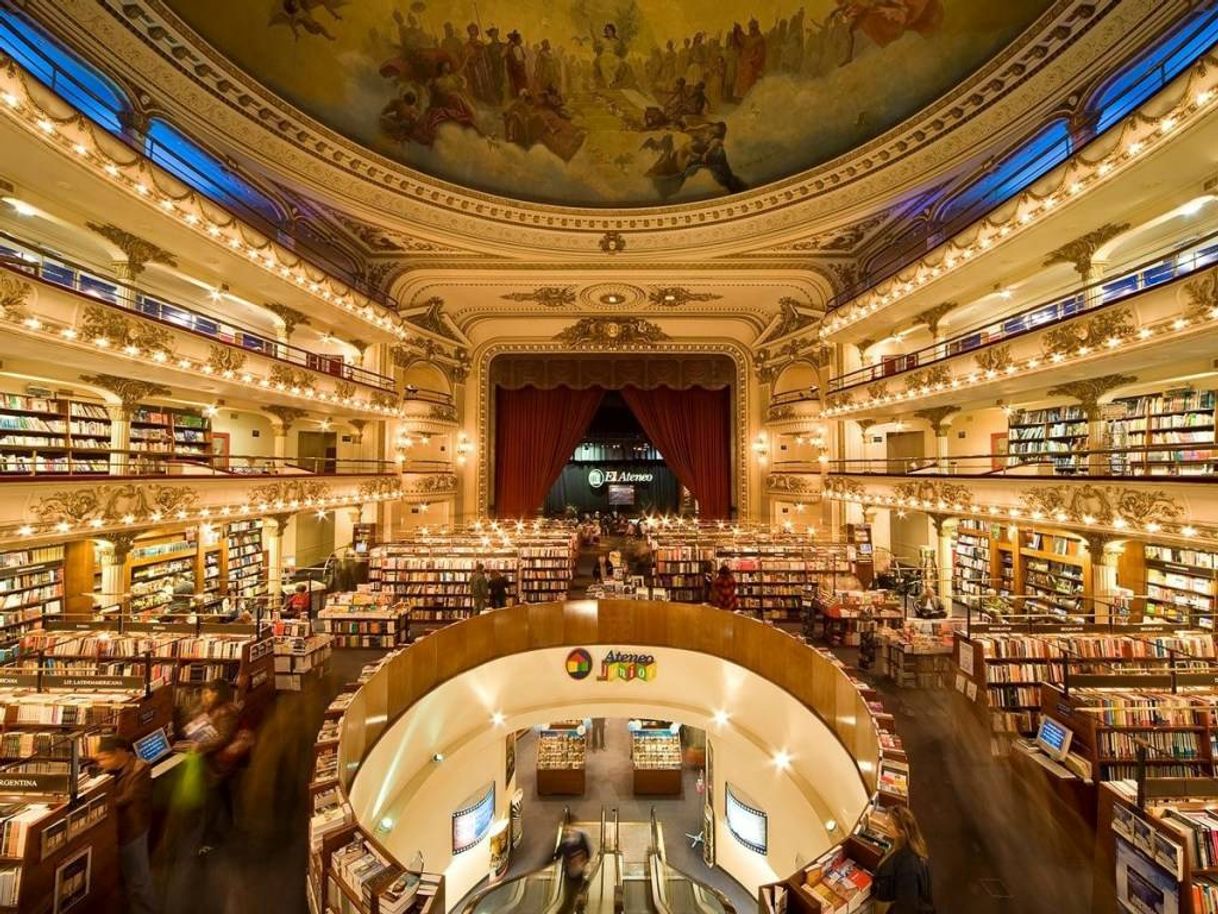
[{"xmin": 269, "ymin": 0, "xmax": 346, "ymax": 41}]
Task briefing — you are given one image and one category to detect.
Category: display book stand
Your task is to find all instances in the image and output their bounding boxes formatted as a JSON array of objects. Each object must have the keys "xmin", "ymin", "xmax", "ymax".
[
  {"xmin": 877, "ymin": 618, "xmax": 963, "ymax": 689},
  {"xmin": 0, "ymin": 661, "xmax": 176, "ymax": 912},
  {"xmin": 272, "ymin": 618, "xmax": 333, "ymax": 691},
  {"xmin": 759, "ymin": 651, "xmax": 908, "ymax": 913},
  {"xmin": 809, "ymin": 589, "xmax": 904, "ymax": 647},
  {"xmin": 951, "ymin": 621, "xmax": 1215, "ymax": 738},
  {"xmin": 536, "ymin": 721, "xmax": 586, "ymax": 797},
  {"xmin": 317, "ymin": 592, "xmax": 411, "ymax": 649},
  {"xmin": 631, "ymin": 724, "xmax": 682, "ymax": 796},
  {"xmin": 308, "ymin": 652, "xmax": 444, "ymax": 914}
]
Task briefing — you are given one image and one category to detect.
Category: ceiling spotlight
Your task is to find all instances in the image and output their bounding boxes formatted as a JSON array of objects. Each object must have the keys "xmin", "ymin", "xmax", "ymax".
[
  {"xmin": 432, "ymin": 753, "xmax": 445, "ymax": 763},
  {"xmin": 491, "ymin": 711, "xmax": 506, "ymax": 726},
  {"xmin": 712, "ymin": 710, "xmax": 730, "ymax": 727},
  {"xmin": 773, "ymin": 751, "xmax": 791, "ymax": 770},
  {"xmin": 5, "ymin": 198, "xmax": 36, "ymax": 217}
]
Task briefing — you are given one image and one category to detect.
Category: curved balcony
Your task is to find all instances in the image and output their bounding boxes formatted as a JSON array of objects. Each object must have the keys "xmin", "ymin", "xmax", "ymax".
[
  {"xmin": 400, "ymin": 387, "xmax": 459, "ymax": 431},
  {"xmin": 823, "ymin": 236, "xmax": 1218, "ymax": 419},
  {"xmin": 766, "ymin": 387, "xmax": 821, "ymax": 429},
  {"xmin": 399, "ymin": 459, "xmax": 457, "ymax": 503},
  {"xmin": 318, "ymin": 601, "xmax": 895, "ymax": 908},
  {"xmin": 0, "ymin": 231, "xmax": 394, "ymax": 391}
]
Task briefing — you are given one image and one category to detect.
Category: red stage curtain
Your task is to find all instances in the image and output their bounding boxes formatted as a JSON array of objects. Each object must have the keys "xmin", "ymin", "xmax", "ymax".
[
  {"xmin": 494, "ymin": 386, "xmax": 604, "ymax": 517},
  {"xmin": 620, "ymin": 386, "xmax": 732, "ymax": 518}
]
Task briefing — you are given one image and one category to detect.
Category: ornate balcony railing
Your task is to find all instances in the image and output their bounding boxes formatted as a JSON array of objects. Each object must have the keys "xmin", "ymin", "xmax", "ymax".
[{"xmin": 0, "ymin": 449, "xmax": 399, "ymax": 479}]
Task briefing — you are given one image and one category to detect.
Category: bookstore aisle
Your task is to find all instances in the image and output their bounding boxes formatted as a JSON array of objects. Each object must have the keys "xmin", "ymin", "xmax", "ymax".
[
  {"xmin": 848, "ymin": 649, "xmax": 1096, "ymax": 914},
  {"xmin": 478, "ymin": 721, "xmax": 755, "ymax": 914}
]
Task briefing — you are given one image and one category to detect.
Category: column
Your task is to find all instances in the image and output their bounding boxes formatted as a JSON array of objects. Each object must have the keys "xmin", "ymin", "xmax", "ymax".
[
  {"xmin": 273, "ymin": 424, "xmax": 289, "ymax": 461},
  {"xmin": 1084, "ymin": 534, "xmax": 1122, "ymax": 622},
  {"xmin": 107, "ymin": 404, "xmax": 131, "ymax": 476},
  {"xmin": 1086, "ymin": 414, "xmax": 1108, "ymax": 477},
  {"xmin": 932, "ymin": 515, "xmax": 956, "ymax": 603},
  {"xmin": 1083, "ymin": 259, "xmax": 1108, "ymax": 309},
  {"xmin": 97, "ymin": 534, "xmax": 135, "ymax": 613},
  {"xmin": 265, "ymin": 514, "xmax": 289, "ymax": 613},
  {"xmin": 111, "ymin": 259, "xmax": 138, "ymax": 311}
]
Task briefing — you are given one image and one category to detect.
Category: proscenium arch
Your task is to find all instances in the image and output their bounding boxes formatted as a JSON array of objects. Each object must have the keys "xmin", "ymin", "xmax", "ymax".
[{"xmin": 329, "ymin": 601, "xmax": 887, "ymax": 909}]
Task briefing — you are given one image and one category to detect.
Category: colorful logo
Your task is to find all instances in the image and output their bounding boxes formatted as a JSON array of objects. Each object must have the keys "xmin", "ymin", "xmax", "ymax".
[{"xmin": 565, "ymin": 648, "xmax": 593, "ymax": 680}]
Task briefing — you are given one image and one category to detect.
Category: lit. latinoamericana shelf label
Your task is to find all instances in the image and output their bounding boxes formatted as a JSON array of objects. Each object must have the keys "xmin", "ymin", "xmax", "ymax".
[{"xmin": 565, "ymin": 647, "xmax": 657, "ymax": 682}]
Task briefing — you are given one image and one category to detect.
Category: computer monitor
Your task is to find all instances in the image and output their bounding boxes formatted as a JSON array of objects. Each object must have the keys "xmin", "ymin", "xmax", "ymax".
[
  {"xmin": 1035, "ymin": 717, "xmax": 1074, "ymax": 762},
  {"xmin": 133, "ymin": 726, "xmax": 172, "ymax": 765}
]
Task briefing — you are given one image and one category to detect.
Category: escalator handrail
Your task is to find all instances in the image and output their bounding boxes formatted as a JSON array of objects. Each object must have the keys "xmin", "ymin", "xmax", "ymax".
[
  {"xmin": 652, "ymin": 856, "xmax": 738, "ymax": 914},
  {"xmin": 459, "ymin": 813, "xmax": 568, "ymax": 914},
  {"xmin": 613, "ymin": 808, "xmax": 624, "ymax": 914}
]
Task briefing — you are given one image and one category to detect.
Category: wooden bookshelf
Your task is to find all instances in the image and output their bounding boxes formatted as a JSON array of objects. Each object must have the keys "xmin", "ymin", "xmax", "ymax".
[
  {"xmin": 0, "ymin": 393, "xmax": 110, "ymax": 475},
  {"xmin": 1108, "ymin": 387, "xmax": 1217, "ymax": 477},
  {"xmin": 225, "ymin": 520, "xmax": 265, "ymax": 599},
  {"xmin": 0, "ymin": 546, "xmax": 65, "ymax": 650},
  {"xmin": 1141, "ymin": 544, "xmax": 1218, "ymax": 628},
  {"xmin": 1019, "ymin": 529, "xmax": 1090, "ymax": 617},
  {"xmin": 952, "ymin": 520, "xmax": 996, "ymax": 598},
  {"xmin": 317, "ymin": 594, "xmax": 410, "ymax": 649},
  {"xmin": 369, "ymin": 544, "xmax": 517, "ymax": 631},
  {"xmin": 517, "ymin": 534, "xmax": 577, "ymax": 604},
  {"xmin": 1007, "ymin": 405, "xmax": 1089, "ymax": 473},
  {"xmin": 128, "ymin": 405, "xmax": 210, "ymax": 458},
  {"xmin": 652, "ymin": 544, "xmax": 715, "ymax": 603}
]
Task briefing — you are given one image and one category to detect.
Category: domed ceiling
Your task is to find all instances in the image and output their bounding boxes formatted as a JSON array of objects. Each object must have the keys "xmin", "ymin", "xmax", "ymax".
[{"xmin": 162, "ymin": 0, "xmax": 1054, "ymax": 208}]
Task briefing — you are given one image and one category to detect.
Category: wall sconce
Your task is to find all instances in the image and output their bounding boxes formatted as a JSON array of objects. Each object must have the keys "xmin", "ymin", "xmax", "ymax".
[
  {"xmin": 456, "ymin": 433, "xmax": 474, "ymax": 466},
  {"xmin": 751, "ymin": 432, "xmax": 769, "ymax": 465}
]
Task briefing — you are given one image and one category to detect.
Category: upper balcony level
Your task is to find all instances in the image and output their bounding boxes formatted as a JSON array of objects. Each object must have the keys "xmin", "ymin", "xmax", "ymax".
[{"xmin": 822, "ymin": 231, "xmax": 1218, "ymax": 420}]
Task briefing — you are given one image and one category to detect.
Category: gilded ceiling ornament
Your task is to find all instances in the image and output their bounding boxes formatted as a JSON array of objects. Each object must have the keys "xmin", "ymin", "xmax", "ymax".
[
  {"xmin": 371, "ymin": 391, "xmax": 398, "ymax": 410},
  {"xmin": 824, "ymin": 477, "xmax": 867, "ymax": 500},
  {"xmin": 759, "ymin": 298, "xmax": 818, "ymax": 344},
  {"xmin": 80, "ymin": 305, "xmax": 173, "ymax": 354},
  {"xmin": 0, "ymin": 274, "xmax": 32, "ymax": 321},
  {"xmin": 824, "ymin": 262, "xmax": 860, "ymax": 295},
  {"xmin": 347, "ymin": 418, "xmax": 367, "ymax": 444},
  {"xmin": 269, "ymin": 364, "xmax": 315, "ymax": 392},
  {"xmin": 913, "ymin": 406, "xmax": 960, "ymax": 436},
  {"xmin": 974, "ymin": 345, "xmax": 1013, "ymax": 374},
  {"xmin": 335, "ymin": 380, "xmax": 356, "ymax": 401},
  {"xmin": 599, "ymin": 232, "xmax": 627, "ymax": 255},
  {"xmin": 247, "ymin": 479, "xmax": 331, "ymax": 508},
  {"xmin": 808, "ymin": 344, "xmax": 833, "ymax": 369},
  {"xmin": 264, "ymin": 302, "xmax": 311, "ymax": 337},
  {"xmin": 32, "ymin": 483, "xmax": 197, "ymax": 526},
  {"xmin": 767, "ymin": 404, "xmax": 796, "ymax": 423},
  {"xmin": 788, "ymin": 215, "xmax": 886, "ymax": 252},
  {"xmin": 85, "ymin": 223, "xmax": 177, "ymax": 275},
  {"xmin": 262, "ymin": 405, "xmax": 308, "ymax": 430},
  {"xmin": 1042, "ymin": 222, "xmax": 1131, "ymax": 277},
  {"xmin": 428, "ymin": 403, "xmax": 459, "ymax": 423},
  {"xmin": 904, "ymin": 364, "xmax": 952, "ymax": 392},
  {"xmin": 647, "ymin": 287, "xmax": 722, "ymax": 307},
  {"xmin": 1183, "ymin": 268, "xmax": 1218, "ymax": 321},
  {"xmin": 206, "ymin": 345, "xmax": 247, "ymax": 375},
  {"xmin": 867, "ymin": 380, "xmax": 890, "ymax": 402},
  {"xmin": 348, "ymin": 339, "xmax": 370, "ymax": 358},
  {"xmin": 406, "ymin": 297, "xmax": 461, "ymax": 342},
  {"xmin": 830, "ymin": 391, "xmax": 856, "ymax": 409},
  {"xmin": 912, "ymin": 302, "xmax": 957, "ymax": 337},
  {"xmin": 893, "ymin": 480, "xmax": 974, "ymax": 510},
  {"xmin": 358, "ymin": 476, "xmax": 402, "ymax": 499},
  {"xmin": 1019, "ymin": 484, "xmax": 1181, "ymax": 528},
  {"xmin": 1041, "ymin": 307, "xmax": 1136, "ymax": 357},
  {"xmin": 500, "ymin": 287, "xmax": 578, "ymax": 308},
  {"xmin": 856, "ymin": 338, "xmax": 876, "ymax": 353},
  {"xmin": 554, "ymin": 317, "xmax": 670, "ymax": 349},
  {"xmin": 1047, "ymin": 374, "xmax": 1137, "ymax": 420},
  {"xmin": 406, "ymin": 473, "xmax": 458, "ymax": 495},
  {"xmin": 79, "ymin": 374, "xmax": 171, "ymax": 413},
  {"xmin": 767, "ymin": 474, "xmax": 817, "ymax": 494},
  {"xmin": 444, "ymin": 356, "xmax": 470, "ymax": 385},
  {"xmin": 389, "ymin": 344, "xmax": 414, "ymax": 369}
]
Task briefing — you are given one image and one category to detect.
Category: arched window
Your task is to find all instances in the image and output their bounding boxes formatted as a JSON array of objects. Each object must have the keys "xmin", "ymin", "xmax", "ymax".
[
  {"xmin": 0, "ymin": 9, "xmax": 128, "ymax": 134},
  {"xmin": 1090, "ymin": 7, "xmax": 1218, "ymax": 134},
  {"xmin": 144, "ymin": 119, "xmax": 284, "ymax": 226},
  {"xmin": 936, "ymin": 120, "xmax": 1073, "ymax": 228}
]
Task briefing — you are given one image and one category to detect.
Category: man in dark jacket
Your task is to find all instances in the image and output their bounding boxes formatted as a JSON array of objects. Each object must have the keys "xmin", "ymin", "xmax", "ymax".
[
  {"xmin": 97, "ymin": 735, "xmax": 157, "ymax": 914},
  {"xmin": 488, "ymin": 570, "xmax": 509, "ymax": 608}
]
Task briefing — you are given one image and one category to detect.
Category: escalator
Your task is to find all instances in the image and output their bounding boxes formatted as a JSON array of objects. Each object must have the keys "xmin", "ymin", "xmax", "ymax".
[{"xmin": 617, "ymin": 810, "xmax": 735, "ymax": 914}]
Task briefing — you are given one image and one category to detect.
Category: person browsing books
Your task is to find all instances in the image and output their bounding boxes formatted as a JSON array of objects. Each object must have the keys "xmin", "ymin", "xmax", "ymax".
[
  {"xmin": 182, "ymin": 678, "xmax": 242, "ymax": 855},
  {"xmin": 284, "ymin": 582, "xmax": 312, "ymax": 619},
  {"xmin": 915, "ymin": 585, "xmax": 946, "ymax": 619},
  {"xmin": 96, "ymin": 735, "xmax": 157, "ymax": 914},
  {"xmin": 873, "ymin": 806, "xmax": 935, "ymax": 913},
  {"xmin": 488, "ymin": 569, "xmax": 509, "ymax": 608},
  {"xmin": 711, "ymin": 564, "xmax": 739, "ymax": 613},
  {"xmin": 471, "ymin": 563, "xmax": 489, "ymax": 613}
]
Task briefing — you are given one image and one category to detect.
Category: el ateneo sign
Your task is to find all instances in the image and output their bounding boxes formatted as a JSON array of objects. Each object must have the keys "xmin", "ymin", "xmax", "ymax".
[
  {"xmin": 565, "ymin": 648, "xmax": 657, "ymax": 682},
  {"xmin": 587, "ymin": 468, "xmax": 654, "ymax": 488}
]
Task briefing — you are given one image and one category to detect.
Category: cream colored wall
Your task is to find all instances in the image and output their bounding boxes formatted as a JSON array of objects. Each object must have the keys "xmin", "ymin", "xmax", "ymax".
[
  {"xmin": 212, "ymin": 409, "xmax": 276, "ymax": 458},
  {"xmin": 947, "ymin": 407, "xmax": 1009, "ymax": 460}
]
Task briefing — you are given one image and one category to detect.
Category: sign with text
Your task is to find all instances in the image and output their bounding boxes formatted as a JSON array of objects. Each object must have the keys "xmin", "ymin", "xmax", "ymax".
[
  {"xmin": 565, "ymin": 648, "xmax": 657, "ymax": 682},
  {"xmin": 587, "ymin": 468, "xmax": 655, "ymax": 488}
]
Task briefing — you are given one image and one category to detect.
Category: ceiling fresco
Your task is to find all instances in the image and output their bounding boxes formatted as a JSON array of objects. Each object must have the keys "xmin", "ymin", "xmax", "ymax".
[{"xmin": 162, "ymin": 0, "xmax": 1055, "ymax": 208}]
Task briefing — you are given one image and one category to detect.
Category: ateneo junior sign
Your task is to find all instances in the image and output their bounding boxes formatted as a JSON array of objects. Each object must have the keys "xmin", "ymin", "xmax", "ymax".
[
  {"xmin": 587, "ymin": 468, "xmax": 654, "ymax": 488},
  {"xmin": 565, "ymin": 648, "xmax": 657, "ymax": 682}
]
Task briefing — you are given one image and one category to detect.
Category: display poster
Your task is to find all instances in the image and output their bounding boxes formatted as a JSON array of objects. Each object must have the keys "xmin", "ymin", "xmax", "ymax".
[
  {"xmin": 505, "ymin": 733, "xmax": 517, "ymax": 788},
  {"xmin": 957, "ymin": 640, "xmax": 975, "ymax": 678},
  {"xmin": 452, "ymin": 783, "xmax": 495, "ymax": 854},
  {"xmin": 53, "ymin": 847, "xmax": 91, "ymax": 913},
  {"xmin": 488, "ymin": 820, "xmax": 511, "ymax": 879},
  {"xmin": 1115, "ymin": 837, "xmax": 1180, "ymax": 914},
  {"xmin": 724, "ymin": 783, "xmax": 767, "ymax": 855}
]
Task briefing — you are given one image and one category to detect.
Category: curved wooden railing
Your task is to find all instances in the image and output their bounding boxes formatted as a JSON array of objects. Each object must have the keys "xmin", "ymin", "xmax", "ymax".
[{"xmin": 313, "ymin": 600, "xmax": 897, "ymax": 913}]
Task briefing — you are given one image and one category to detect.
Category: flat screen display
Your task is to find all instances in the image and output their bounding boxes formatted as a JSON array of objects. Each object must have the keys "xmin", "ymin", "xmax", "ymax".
[
  {"xmin": 724, "ymin": 784, "xmax": 767, "ymax": 855},
  {"xmin": 608, "ymin": 484, "xmax": 635, "ymax": 506},
  {"xmin": 1036, "ymin": 717, "xmax": 1073, "ymax": 762},
  {"xmin": 452, "ymin": 782, "xmax": 495, "ymax": 854},
  {"xmin": 133, "ymin": 727, "xmax": 172, "ymax": 764},
  {"xmin": 1116, "ymin": 838, "xmax": 1179, "ymax": 914}
]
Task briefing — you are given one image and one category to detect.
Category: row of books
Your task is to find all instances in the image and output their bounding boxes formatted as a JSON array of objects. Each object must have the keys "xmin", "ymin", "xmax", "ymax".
[{"xmin": 1097, "ymin": 729, "xmax": 1204, "ymax": 760}]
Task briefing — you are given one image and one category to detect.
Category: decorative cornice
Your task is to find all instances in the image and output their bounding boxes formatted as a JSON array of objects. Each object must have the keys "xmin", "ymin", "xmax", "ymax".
[
  {"xmin": 85, "ymin": 222, "xmax": 177, "ymax": 275},
  {"xmin": 912, "ymin": 303, "xmax": 957, "ymax": 337},
  {"xmin": 758, "ymin": 298, "xmax": 819, "ymax": 345},
  {"xmin": 78, "ymin": 305, "xmax": 172, "ymax": 355},
  {"xmin": 1047, "ymin": 373, "xmax": 1137, "ymax": 420},
  {"xmin": 647, "ymin": 287, "xmax": 723, "ymax": 308},
  {"xmin": 1041, "ymin": 307, "xmax": 1136, "ymax": 357},
  {"xmin": 974, "ymin": 345, "xmax": 1014, "ymax": 374},
  {"xmin": 0, "ymin": 274, "xmax": 33, "ymax": 321},
  {"xmin": 406, "ymin": 297, "xmax": 461, "ymax": 342},
  {"xmin": 79, "ymin": 374, "xmax": 170, "ymax": 412},
  {"xmin": 893, "ymin": 479, "xmax": 975, "ymax": 510},
  {"xmin": 767, "ymin": 474, "xmax": 819, "ymax": 495},
  {"xmin": 33, "ymin": 483, "xmax": 197, "ymax": 525},
  {"xmin": 599, "ymin": 232, "xmax": 627, "ymax": 255},
  {"xmin": 500, "ymin": 287, "xmax": 577, "ymax": 308},
  {"xmin": 358, "ymin": 476, "xmax": 402, "ymax": 500},
  {"xmin": 205, "ymin": 345, "xmax": 246, "ymax": 375},
  {"xmin": 904, "ymin": 364, "xmax": 951, "ymax": 393},
  {"xmin": 405, "ymin": 474, "xmax": 459, "ymax": 496},
  {"xmin": 1043, "ymin": 222, "xmax": 1131, "ymax": 276},
  {"xmin": 1019, "ymin": 484, "xmax": 1181, "ymax": 527},
  {"xmin": 264, "ymin": 302, "xmax": 311, "ymax": 337},
  {"xmin": 269, "ymin": 364, "xmax": 316, "ymax": 392},
  {"xmin": 262, "ymin": 405, "xmax": 308, "ymax": 429},
  {"xmin": 246, "ymin": 479, "xmax": 331, "ymax": 508},
  {"xmin": 1183, "ymin": 268, "xmax": 1218, "ymax": 322},
  {"xmin": 553, "ymin": 318, "xmax": 670, "ymax": 349}
]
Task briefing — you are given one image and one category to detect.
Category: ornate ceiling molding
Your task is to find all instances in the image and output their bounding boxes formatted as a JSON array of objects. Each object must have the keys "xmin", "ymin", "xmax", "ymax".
[
  {"xmin": 44, "ymin": 0, "xmax": 1135, "ymax": 253},
  {"xmin": 264, "ymin": 302, "xmax": 310, "ymax": 337},
  {"xmin": 553, "ymin": 318, "xmax": 670, "ymax": 350},
  {"xmin": 33, "ymin": 483, "xmax": 197, "ymax": 525},
  {"xmin": 85, "ymin": 222, "xmax": 177, "ymax": 274},
  {"xmin": 404, "ymin": 297, "xmax": 463, "ymax": 343},
  {"xmin": 757, "ymin": 298, "xmax": 820, "ymax": 346},
  {"xmin": 500, "ymin": 287, "xmax": 577, "ymax": 309},
  {"xmin": 1047, "ymin": 373, "xmax": 1138, "ymax": 420},
  {"xmin": 1043, "ymin": 222, "xmax": 1132, "ymax": 276},
  {"xmin": 0, "ymin": 274, "xmax": 33, "ymax": 322},
  {"xmin": 647, "ymin": 287, "xmax": 723, "ymax": 308},
  {"xmin": 912, "ymin": 303, "xmax": 957, "ymax": 337},
  {"xmin": 79, "ymin": 373, "xmax": 171, "ymax": 413},
  {"xmin": 262, "ymin": 405, "xmax": 309, "ymax": 430}
]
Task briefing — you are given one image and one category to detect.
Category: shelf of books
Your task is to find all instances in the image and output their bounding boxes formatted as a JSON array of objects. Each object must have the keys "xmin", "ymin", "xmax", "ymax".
[
  {"xmin": 312, "ymin": 823, "xmax": 444, "ymax": 914},
  {"xmin": 0, "ymin": 545, "xmax": 65, "ymax": 648},
  {"xmin": 369, "ymin": 544, "xmax": 517, "ymax": 632},
  {"xmin": 1007, "ymin": 405, "xmax": 1089, "ymax": 473},
  {"xmin": 1019, "ymin": 529, "xmax": 1090, "ymax": 617},
  {"xmin": 952, "ymin": 520, "xmax": 995, "ymax": 598},
  {"xmin": 631, "ymin": 728, "xmax": 682, "ymax": 796},
  {"xmin": 1108, "ymin": 387, "xmax": 1217, "ymax": 477},
  {"xmin": 317, "ymin": 592, "xmax": 410, "ymax": 649},
  {"xmin": 273, "ymin": 619, "xmax": 333, "ymax": 691},
  {"xmin": 517, "ymin": 533, "xmax": 577, "ymax": 604},
  {"xmin": 224, "ymin": 520, "xmax": 265, "ymax": 599},
  {"xmin": 126, "ymin": 537, "xmax": 197, "ymax": 615},
  {"xmin": 0, "ymin": 392, "xmax": 111, "ymax": 475},
  {"xmin": 1144, "ymin": 544, "xmax": 1217, "ymax": 628},
  {"xmin": 719, "ymin": 544, "xmax": 853, "ymax": 621},
  {"xmin": 536, "ymin": 724, "xmax": 586, "ymax": 796},
  {"xmin": 1098, "ymin": 780, "xmax": 1218, "ymax": 914},
  {"xmin": 128, "ymin": 405, "xmax": 211, "ymax": 458},
  {"xmin": 652, "ymin": 544, "xmax": 716, "ymax": 603},
  {"xmin": 954, "ymin": 629, "xmax": 1216, "ymax": 738}
]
